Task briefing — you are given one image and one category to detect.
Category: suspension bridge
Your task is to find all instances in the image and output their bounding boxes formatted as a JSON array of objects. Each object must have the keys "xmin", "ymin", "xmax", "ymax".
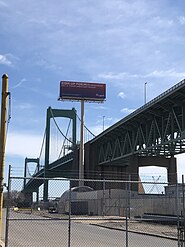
[{"xmin": 23, "ymin": 78, "xmax": 185, "ymax": 201}]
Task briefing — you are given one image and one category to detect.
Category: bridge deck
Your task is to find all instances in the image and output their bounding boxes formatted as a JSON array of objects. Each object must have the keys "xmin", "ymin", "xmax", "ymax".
[{"xmin": 24, "ymin": 79, "xmax": 185, "ymax": 193}]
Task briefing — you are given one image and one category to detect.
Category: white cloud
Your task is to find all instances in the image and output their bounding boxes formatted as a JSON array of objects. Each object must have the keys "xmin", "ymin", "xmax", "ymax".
[
  {"xmin": 98, "ymin": 72, "xmax": 129, "ymax": 80},
  {"xmin": 118, "ymin": 92, "xmax": 126, "ymax": 99},
  {"xmin": 146, "ymin": 69, "xmax": 185, "ymax": 79},
  {"xmin": 152, "ymin": 16, "xmax": 174, "ymax": 28},
  {"xmin": 0, "ymin": 1, "xmax": 8, "ymax": 7},
  {"xmin": 98, "ymin": 69, "xmax": 185, "ymax": 81},
  {"xmin": 6, "ymin": 132, "xmax": 43, "ymax": 158},
  {"xmin": 0, "ymin": 54, "xmax": 12, "ymax": 66},
  {"xmin": 14, "ymin": 103, "xmax": 35, "ymax": 110},
  {"xmin": 121, "ymin": 107, "xmax": 135, "ymax": 115},
  {"xmin": 12, "ymin": 78, "xmax": 27, "ymax": 89},
  {"xmin": 178, "ymin": 16, "xmax": 185, "ymax": 25},
  {"xmin": 26, "ymin": 18, "xmax": 48, "ymax": 26},
  {"xmin": 90, "ymin": 105, "xmax": 107, "ymax": 110},
  {"xmin": 106, "ymin": 117, "xmax": 113, "ymax": 121},
  {"xmin": 90, "ymin": 125, "xmax": 104, "ymax": 136},
  {"xmin": 35, "ymin": 57, "xmax": 63, "ymax": 72}
]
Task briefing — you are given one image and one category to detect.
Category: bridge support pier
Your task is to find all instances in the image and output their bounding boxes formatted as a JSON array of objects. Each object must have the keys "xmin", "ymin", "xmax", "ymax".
[
  {"xmin": 43, "ymin": 180, "xmax": 49, "ymax": 202},
  {"xmin": 36, "ymin": 188, "xmax": 39, "ymax": 203},
  {"xmin": 127, "ymin": 155, "xmax": 177, "ymax": 191},
  {"xmin": 167, "ymin": 156, "xmax": 177, "ymax": 185},
  {"xmin": 21, "ymin": 193, "xmax": 33, "ymax": 207},
  {"xmin": 84, "ymin": 140, "xmax": 177, "ymax": 192},
  {"xmin": 127, "ymin": 156, "xmax": 139, "ymax": 191}
]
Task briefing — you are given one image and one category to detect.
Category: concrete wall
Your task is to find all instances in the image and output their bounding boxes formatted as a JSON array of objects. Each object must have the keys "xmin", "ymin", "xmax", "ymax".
[{"xmin": 57, "ymin": 189, "xmax": 178, "ymax": 216}]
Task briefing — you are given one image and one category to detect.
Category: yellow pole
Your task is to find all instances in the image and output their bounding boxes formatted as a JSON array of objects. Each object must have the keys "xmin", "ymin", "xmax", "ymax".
[{"xmin": 0, "ymin": 74, "xmax": 8, "ymax": 239}]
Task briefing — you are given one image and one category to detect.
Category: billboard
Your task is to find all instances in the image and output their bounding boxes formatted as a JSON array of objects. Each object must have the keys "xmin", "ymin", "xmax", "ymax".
[{"xmin": 59, "ymin": 81, "xmax": 106, "ymax": 101}]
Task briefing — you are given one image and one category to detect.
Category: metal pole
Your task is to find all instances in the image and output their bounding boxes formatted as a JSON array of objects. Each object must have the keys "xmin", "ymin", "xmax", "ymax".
[
  {"xmin": 0, "ymin": 74, "xmax": 8, "ymax": 239},
  {"xmin": 103, "ymin": 116, "xmax": 105, "ymax": 131},
  {"xmin": 103, "ymin": 179, "xmax": 105, "ymax": 216},
  {"xmin": 68, "ymin": 184, "xmax": 71, "ymax": 247},
  {"xmin": 79, "ymin": 100, "xmax": 84, "ymax": 187},
  {"xmin": 144, "ymin": 82, "xmax": 147, "ymax": 104},
  {"xmin": 177, "ymin": 182, "xmax": 181, "ymax": 247},
  {"xmin": 183, "ymin": 175, "xmax": 185, "ymax": 245},
  {"xmin": 5, "ymin": 165, "xmax": 11, "ymax": 247},
  {"xmin": 183, "ymin": 175, "xmax": 185, "ymax": 216},
  {"xmin": 125, "ymin": 180, "xmax": 129, "ymax": 247},
  {"xmin": 128, "ymin": 174, "xmax": 131, "ymax": 219},
  {"xmin": 23, "ymin": 158, "xmax": 27, "ymax": 189},
  {"xmin": 43, "ymin": 107, "xmax": 51, "ymax": 202}
]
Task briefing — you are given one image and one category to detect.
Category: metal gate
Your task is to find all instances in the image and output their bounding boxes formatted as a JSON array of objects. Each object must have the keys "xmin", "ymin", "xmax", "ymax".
[{"xmin": 4, "ymin": 176, "xmax": 179, "ymax": 246}]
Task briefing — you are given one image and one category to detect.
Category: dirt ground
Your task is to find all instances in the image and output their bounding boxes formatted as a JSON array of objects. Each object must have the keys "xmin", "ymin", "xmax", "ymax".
[
  {"xmin": 92, "ymin": 220, "xmax": 178, "ymax": 239},
  {"xmin": 16, "ymin": 209, "xmax": 179, "ymax": 240}
]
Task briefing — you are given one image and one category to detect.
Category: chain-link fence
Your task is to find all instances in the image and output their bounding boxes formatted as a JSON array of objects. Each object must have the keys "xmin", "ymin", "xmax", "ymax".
[{"xmin": 3, "ymin": 176, "xmax": 184, "ymax": 246}]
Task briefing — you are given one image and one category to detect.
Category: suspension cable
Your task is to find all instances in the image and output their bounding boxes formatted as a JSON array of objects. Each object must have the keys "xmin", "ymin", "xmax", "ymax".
[
  {"xmin": 39, "ymin": 128, "xmax": 46, "ymax": 160},
  {"xmin": 58, "ymin": 119, "xmax": 72, "ymax": 159},
  {"xmin": 27, "ymin": 167, "xmax": 32, "ymax": 177},
  {"xmin": 75, "ymin": 112, "xmax": 96, "ymax": 137},
  {"xmin": 49, "ymin": 108, "xmax": 74, "ymax": 144}
]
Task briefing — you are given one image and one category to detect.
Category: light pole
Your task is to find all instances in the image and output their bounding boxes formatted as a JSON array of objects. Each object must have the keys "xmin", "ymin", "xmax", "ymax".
[
  {"xmin": 103, "ymin": 116, "xmax": 105, "ymax": 131},
  {"xmin": 144, "ymin": 82, "xmax": 147, "ymax": 104},
  {"xmin": 79, "ymin": 99, "xmax": 84, "ymax": 187}
]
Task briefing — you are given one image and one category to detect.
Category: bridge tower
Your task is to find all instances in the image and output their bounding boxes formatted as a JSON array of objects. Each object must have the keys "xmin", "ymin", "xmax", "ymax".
[
  {"xmin": 23, "ymin": 158, "xmax": 40, "ymax": 203},
  {"xmin": 43, "ymin": 107, "xmax": 76, "ymax": 201}
]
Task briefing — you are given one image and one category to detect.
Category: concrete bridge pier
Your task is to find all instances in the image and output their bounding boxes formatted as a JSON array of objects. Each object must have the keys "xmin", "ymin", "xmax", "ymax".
[
  {"xmin": 127, "ymin": 155, "xmax": 177, "ymax": 191},
  {"xmin": 20, "ymin": 192, "xmax": 33, "ymax": 207},
  {"xmin": 167, "ymin": 156, "xmax": 177, "ymax": 185}
]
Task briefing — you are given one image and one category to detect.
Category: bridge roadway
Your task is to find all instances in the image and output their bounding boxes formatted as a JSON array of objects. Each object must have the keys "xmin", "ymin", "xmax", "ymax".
[
  {"xmin": 24, "ymin": 79, "xmax": 185, "ymax": 193},
  {"xmin": 23, "ymin": 152, "xmax": 74, "ymax": 193}
]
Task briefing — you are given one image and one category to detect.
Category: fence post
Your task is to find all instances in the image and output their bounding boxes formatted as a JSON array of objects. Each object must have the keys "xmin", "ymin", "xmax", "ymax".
[
  {"xmin": 5, "ymin": 165, "xmax": 11, "ymax": 247},
  {"xmin": 103, "ymin": 179, "xmax": 105, "ymax": 216},
  {"xmin": 128, "ymin": 174, "xmax": 131, "ymax": 219},
  {"xmin": 125, "ymin": 179, "xmax": 129, "ymax": 247},
  {"xmin": 182, "ymin": 175, "xmax": 185, "ymax": 245},
  {"xmin": 68, "ymin": 181, "xmax": 71, "ymax": 247}
]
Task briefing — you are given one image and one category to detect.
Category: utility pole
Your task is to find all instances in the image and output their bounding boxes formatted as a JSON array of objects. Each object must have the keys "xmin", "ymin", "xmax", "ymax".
[{"xmin": 0, "ymin": 74, "xmax": 9, "ymax": 239}]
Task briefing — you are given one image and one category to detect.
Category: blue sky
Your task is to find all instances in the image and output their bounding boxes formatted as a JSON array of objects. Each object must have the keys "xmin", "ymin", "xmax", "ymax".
[{"xmin": 1, "ymin": 0, "xmax": 185, "ymax": 182}]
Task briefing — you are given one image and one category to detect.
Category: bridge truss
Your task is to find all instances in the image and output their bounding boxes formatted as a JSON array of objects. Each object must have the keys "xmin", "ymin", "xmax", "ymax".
[{"xmin": 94, "ymin": 79, "xmax": 185, "ymax": 166}]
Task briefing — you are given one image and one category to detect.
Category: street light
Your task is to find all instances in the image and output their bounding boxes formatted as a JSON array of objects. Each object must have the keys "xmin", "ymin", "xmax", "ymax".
[
  {"xmin": 103, "ymin": 116, "xmax": 105, "ymax": 131},
  {"xmin": 144, "ymin": 82, "xmax": 147, "ymax": 104}
]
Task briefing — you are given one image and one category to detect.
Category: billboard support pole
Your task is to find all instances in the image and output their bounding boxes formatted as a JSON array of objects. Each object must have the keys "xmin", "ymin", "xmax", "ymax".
[
  {"xmin": 59, "ymin": 80, "xmax": 106, "ymax": 187},
  {"xmin": 79, "ymin": 99, "xmax": 84, "ymax": 187}
]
